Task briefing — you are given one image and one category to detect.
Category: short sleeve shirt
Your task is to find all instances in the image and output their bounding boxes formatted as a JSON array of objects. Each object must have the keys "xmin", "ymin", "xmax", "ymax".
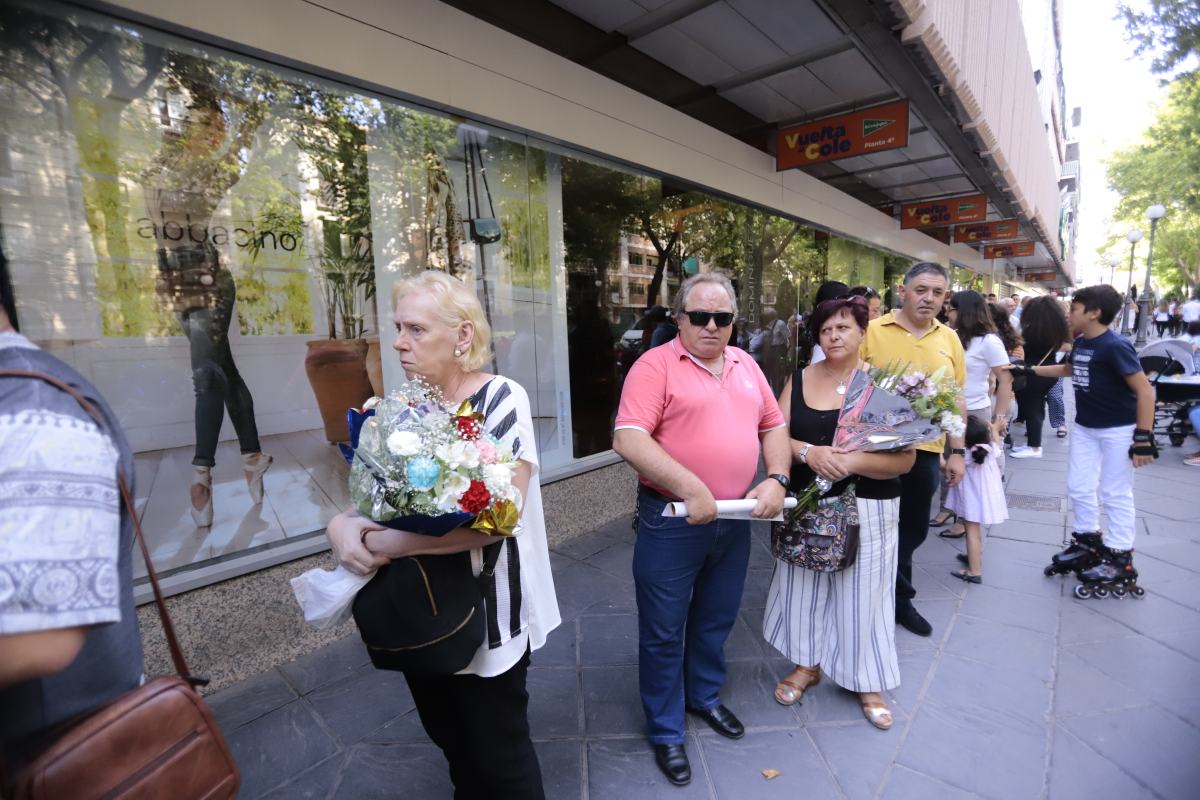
[
  {"xmin": 963, "ymin": 334, "xmax": 1009, "ymax": 411},
  {"xmin": 860, "ymin": 312, "xmax": 966, "ymax": 453},
  {"xmin": 1069, "ymin": 330, "xmax": 1142, "ymax": 428},
  {"xmin": 614, "ymin": 340, "xmax": 785, "ymax": 500}
]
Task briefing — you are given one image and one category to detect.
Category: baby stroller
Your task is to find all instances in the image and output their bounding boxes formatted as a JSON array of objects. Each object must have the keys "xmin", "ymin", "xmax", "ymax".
[{"xmin": 1138, "ymin": 339, "xmax": 1198, "ymax": 446}]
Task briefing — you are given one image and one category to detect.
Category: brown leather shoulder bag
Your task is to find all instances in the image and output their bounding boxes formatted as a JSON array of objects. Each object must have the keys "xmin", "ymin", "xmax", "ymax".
[{"xmin": 0, "ymin": 369, "xmax": 239, "ymax": 800}]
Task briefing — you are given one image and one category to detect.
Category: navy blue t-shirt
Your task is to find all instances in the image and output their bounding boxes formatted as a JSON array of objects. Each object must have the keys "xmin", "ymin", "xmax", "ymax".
[{"xmin": 1069, "ymin": 330, "xmax": 1142, "ymax": 428}]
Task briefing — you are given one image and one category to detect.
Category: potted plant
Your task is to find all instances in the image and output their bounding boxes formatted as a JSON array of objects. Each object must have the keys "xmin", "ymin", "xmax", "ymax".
[{"xmin": 304, "ymin": 234, "xmax": 381, "ymax": 442}]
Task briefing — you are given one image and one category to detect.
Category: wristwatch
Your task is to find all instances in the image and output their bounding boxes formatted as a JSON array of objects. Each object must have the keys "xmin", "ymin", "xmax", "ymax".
[
  {"xmin": 798, "ymin": 443, "xmax": 812, "ymax": 464},
  {"xmin": 768, "ymin": 473, "xmax": 791, "ymax": 490},
  {"xmin": 951, "ymin": 448, "xmax": 966, "ymax": 456}
]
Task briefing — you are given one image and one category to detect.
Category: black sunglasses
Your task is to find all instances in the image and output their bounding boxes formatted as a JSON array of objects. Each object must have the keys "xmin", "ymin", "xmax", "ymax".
[{"xmin": 683, "ymin": 310, "xmax": 734, "ymax": 328}]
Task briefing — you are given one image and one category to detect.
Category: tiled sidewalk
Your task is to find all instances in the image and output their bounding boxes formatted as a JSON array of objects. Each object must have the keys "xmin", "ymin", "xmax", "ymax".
[{"xmin": 208, "ymin": 416, "xmax": 1200, "ymax": 799}]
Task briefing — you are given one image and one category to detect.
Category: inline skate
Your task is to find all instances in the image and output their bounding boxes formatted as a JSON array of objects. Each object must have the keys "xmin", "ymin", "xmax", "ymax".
[
  {"xmin": 1044, "ymin": 531, "xmax": 1103, "ymax": 577},
  {"xmin": 1073, "ymin": 548, "xmax": 1144, "ymax": 599}
]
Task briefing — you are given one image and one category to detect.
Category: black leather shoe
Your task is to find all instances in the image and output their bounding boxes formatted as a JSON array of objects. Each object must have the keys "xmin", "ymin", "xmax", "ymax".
[
  {"xmin": 687, "ymin": 704, "xmax": 745, "ymax": 739},
  {"xmin": 653, "ymin": 743, "xmax": 691, "ymax": 786},
  {"xmin": 896, "ymin": 603, "xmax": 932, "ymax": 637}
]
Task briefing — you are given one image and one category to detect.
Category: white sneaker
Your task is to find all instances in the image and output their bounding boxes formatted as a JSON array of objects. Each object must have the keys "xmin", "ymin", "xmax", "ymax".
[{"xmin": 1011, "ymin": 446, "xmax": 1043, "ymax": 459}]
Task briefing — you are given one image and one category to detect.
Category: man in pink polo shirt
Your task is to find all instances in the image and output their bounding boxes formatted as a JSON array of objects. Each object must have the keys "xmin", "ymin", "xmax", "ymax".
[{"xmin": 613, "ymin": 272, "xmax": 790, "ymax": 787}]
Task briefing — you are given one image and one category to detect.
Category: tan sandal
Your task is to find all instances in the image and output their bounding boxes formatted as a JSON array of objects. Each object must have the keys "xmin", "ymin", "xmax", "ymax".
[
  {"xmin": 861, "ymin": 699, "xmax": 894, "ymax": 730},
  {"xmin": 774, "ymin": 665, "xmax": 820, "ymax": 706}
]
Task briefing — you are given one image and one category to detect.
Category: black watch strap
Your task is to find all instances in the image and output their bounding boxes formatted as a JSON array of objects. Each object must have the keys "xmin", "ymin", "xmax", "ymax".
[
  {"xmin": 768, "ymin": 473, "xmax": 790, "ymax": 489},
  {"xmin": 951, "ymin": 448, "xmax": 966, "ymax": 456}
]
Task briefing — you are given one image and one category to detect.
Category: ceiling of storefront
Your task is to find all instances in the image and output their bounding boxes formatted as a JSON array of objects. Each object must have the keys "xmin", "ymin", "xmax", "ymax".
[{"xmin": 442, "ymin": 0, "xmax": 1061, "ymax": 279}]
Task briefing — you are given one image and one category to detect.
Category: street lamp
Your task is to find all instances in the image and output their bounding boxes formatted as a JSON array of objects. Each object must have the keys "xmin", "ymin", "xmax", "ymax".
[
  {"xmin": 1134, "ymin": 204, "xmax": 1167, "ymax": 347},
  {"xmin": 1123, "ymin": 229, "xmax": 1143, "ymax": 335},
  {"xmin": 1109, "ymin": 258, "xmax": 1120, "ymax": 285}
]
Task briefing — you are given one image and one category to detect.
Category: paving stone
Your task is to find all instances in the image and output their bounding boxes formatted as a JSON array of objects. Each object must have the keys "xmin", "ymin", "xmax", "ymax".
[
  {"xmin": 701, "ymin": 729, "xmax": 841, "ymax": 799},
  {"xmin": 278, "ymin": 634, "xmax": 371, "ymax": 695},
  {"xmin": 723, "ymin": 614, "xmax": 766, "ymax": 661},
  {"xmin": 1059, "ymin": 704, "xmax": 1200, "ymax": 800},
  {"xmin": 1081, "ymin": 589, "xmax": 1200, "ymax": 642},
  {"xmin": 742, "ymin": 568, "xmax": 775, "ymax": 608},
  {"xmin": 333, "ymin": 743, "xmax": 451, "ymax": 800},
  {"xmin": 1148, "ymin": 579, "xmax": 1200, "ymax": 613},
  {"xmin": 924, "ymin": 652, "xmax": 1050, "ymax": 731},
  {"xmin": 897, "ymin": 700, "xmax": 1045, "ymax": 800},
  {"xmin": 583, "ymin": 538, "xmax": 634, "ymax": 578},
  {"xmin": 526, "ymin": 667, "xmax": 581, "ymax": 738},
  {"xmin": 746, "ymin": 538, "xmax": 775, "ymax": 570},
  {"xmin": 532, "ymin": 618, "xmax": 578, "ymax": 667},
  {"xmin": 1057, "ymin": 600, "xmax": 1142, "ymax": 645},
  {"xmin": 304, "ymin": 663, "xmax": 414, "ymax": 744},
  {"xmin": 888, "ymin": 647, "xmax": 938, "ymax": 717},
  {"xmin": 224, "ymin": 701, "xmax": 339, "ymax": 799},
  {"xmin": 956, "ymin": 583, "xmax": 1061, "ymax": 634},
  {"xmin": 943, "ymin": 615, "xmax": 1055, "ymax": 681},
  {"xmin": 553, "ymin": 529, "xmax": 626, "ymax": 561},
  {"xmin": 881, "ymin": 764, "xmax": 983, "ymax": 800},
  {"xmin": 534, "ymin": 739, "xmax": 583, "ymax": 800},
  {"xmin": 553, "ymin": 561, "xmax": 634, "ymax": 620},
  {"xmin": 1054, "ymin": 648, "xmax": 1156, "ymax": 718},
  {"xmin": 1137, "ymin": 541, "xmax": 1200, "ymax": 575},
  {"xmin": 579, "ymin": 612, "xmax": 639, "ymax": 666},
  {"xmin": 894, "ymin": 598, "xmax": 958, "ymax": 651},
  {"xmin": 1069, "ymin": 635, "xmax": 1200, "ymax": 727},
  {"xmin": 581, "ymin": 665, "xmax": 644, "ymax": 736},
  {"xmin": 587, "ymin": 736, "xmax": 711, "ymax": 799},
  {"xmin": 207, "ymin": 668, "xmax": 296, "ymax": 731},
  {"xmin": 259, "ymin": 751, "xmax": 349, "ymax": 800},
  {"xmin": 809, "ymin": 721, "xmax": 902, "ymax": 800},
  {"xmin": 1048, "ymin": 725, "xmax": 1159, "ymax": 800}
]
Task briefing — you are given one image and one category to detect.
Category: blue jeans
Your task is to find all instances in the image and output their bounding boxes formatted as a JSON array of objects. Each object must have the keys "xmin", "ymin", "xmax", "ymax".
[{"xmin": 632, "ymin": 493, "xmax": 750, "ymax": 744}]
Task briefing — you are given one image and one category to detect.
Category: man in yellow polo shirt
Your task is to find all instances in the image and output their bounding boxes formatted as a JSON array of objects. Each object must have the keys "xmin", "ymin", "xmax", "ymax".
[{"xmin": 861, "ymin": 262, "xmax": 966, "ymax": 637}]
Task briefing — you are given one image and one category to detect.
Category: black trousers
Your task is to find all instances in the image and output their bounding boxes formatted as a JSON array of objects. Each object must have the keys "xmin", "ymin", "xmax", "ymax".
[
  {"xmin": 896, "ymin": 450, "xmax": 943, "ymax": 604},
  {"xmin": 1015, "ymin": 377, "xmax": 1055, "ymax": 448},
  {"xmin": 405, "ymin": 648, "xmax": 545, "ymax": 800},
  {"xmin": 179, "ymin": 271, "xmax": 261, "ymax": 467}
]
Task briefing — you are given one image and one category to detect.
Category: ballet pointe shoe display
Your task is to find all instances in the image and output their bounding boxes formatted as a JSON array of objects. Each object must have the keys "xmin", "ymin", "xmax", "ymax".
[
  {"xmin": 191, "ymin": 466, "xmax": 213, "ymax": 527},
  {"xmin": 243, "ymin": 452, "xmax": 273, "ymax": 505}
]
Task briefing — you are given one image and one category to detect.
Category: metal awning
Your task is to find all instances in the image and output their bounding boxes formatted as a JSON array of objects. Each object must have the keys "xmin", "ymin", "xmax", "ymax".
[{"xmin": 442, "ymin": 0, "xmax": 1062, "ymax": 280}]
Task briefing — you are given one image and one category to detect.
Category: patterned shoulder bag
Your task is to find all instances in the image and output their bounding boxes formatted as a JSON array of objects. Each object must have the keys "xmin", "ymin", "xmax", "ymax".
[{"xmin": 771, "ymin": 482, "xmax": 860, "ymax": 572}]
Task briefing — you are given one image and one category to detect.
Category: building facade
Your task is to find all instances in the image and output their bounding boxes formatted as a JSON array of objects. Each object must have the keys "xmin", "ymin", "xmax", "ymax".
[{"xmin": 0, "ymin": 0, "xmax": 1074, "ymax": 600}]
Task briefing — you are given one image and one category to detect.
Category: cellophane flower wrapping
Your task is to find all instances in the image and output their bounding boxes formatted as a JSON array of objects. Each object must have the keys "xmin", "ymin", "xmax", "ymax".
[
  {"xmin": 793, "ymin": 363, "xmax": 963, "ymax": 516},
  {"xmin": 347, "ymin": 379, "xmax": 521, "ymax": 537}
]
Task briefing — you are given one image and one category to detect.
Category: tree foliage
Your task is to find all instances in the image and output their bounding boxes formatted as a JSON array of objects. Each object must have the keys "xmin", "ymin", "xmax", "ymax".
[
  {"xmin": 1118, "ymin": 0, "xmax": 1200, "ymax": 77},
  {"xmin": 1105, "ymin": 73, "xmax": 1200, "ymax": 293}
]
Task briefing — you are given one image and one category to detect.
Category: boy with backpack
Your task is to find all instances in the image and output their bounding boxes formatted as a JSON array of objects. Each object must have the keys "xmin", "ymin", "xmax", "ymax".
[{"xmin": 1013, "ymin": 285, "xmax": 1157, "ymax": 597}]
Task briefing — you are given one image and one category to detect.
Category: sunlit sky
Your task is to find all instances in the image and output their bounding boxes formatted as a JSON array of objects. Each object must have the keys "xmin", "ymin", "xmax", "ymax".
[{"xmin": 1060, "ymin": 0, "xmax": 1168, "ymax": 286}]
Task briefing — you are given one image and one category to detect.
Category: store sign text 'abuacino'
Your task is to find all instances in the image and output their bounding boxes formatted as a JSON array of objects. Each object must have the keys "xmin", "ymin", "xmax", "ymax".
[{"xmin": 777, "ymin": 100, "xmax": 910, "ymax": 169}]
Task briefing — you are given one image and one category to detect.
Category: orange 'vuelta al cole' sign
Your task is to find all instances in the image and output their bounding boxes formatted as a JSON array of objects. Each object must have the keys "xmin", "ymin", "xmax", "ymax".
[
  {"xmin": 900, "ymin": 194, "xmax": 987, "ymax": 229},
  {"xmin": 983, "ymin": 241, "xmax": 1035, "ymax": 259},
  {"xmin": 776, "ymin": 100, "xmax": 910, "ymax": 169},
  {"xmin": 953, "ymin": 219, "xmax": 1019, "ymax": 243}
]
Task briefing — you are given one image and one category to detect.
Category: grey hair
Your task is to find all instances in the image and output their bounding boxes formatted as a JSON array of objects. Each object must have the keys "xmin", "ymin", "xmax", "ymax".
[
  {"xmin": 904, "ymin": 261, "xmax": 950, "ymax": 285},
  {"xmin": 674, "ymin": 271, "xmax": 739, "ymax": 318}
]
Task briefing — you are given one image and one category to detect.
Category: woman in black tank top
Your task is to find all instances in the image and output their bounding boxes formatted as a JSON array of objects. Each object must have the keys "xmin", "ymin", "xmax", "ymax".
[{"xmin": 762, "ymin": 296, "xmax": 915, "ymax": 731}]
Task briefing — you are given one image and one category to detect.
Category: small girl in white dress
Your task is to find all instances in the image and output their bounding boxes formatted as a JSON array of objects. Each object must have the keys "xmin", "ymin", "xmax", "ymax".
[{"xmin": 946, "ymin": 416, "xmax": 1008, "ymax": 583}]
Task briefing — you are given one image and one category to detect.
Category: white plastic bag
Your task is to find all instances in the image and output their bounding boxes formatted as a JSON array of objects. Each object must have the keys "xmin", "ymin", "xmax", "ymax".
[{"xmin": 290, "ymin": 565, "xmax": 375, "ymax": 629}]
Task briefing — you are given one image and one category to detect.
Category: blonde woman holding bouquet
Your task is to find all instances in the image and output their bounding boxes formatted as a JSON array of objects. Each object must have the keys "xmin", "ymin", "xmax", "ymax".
[
  {"xmin": 325, "ymin": 270, "xmax": 560, "ymax": 800},
  {"xmin": 763, "ymin": 296, "xmax": 915, "ymax": 730}
]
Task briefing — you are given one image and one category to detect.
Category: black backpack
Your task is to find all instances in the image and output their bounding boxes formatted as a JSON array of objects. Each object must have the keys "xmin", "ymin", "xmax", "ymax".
[{"xmin": 352, "ymin": 542, "xmax": 503, "ymax": 674}]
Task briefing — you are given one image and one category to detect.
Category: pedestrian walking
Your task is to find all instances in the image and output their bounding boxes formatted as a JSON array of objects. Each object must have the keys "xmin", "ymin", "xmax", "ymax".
[{"xmin": 1013, "ymin": 296, "xmax": 1073, "ymax": 458}]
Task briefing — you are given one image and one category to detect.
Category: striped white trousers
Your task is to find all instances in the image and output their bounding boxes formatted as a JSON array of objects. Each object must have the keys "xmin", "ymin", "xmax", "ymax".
[{"xmin": 762, "ymin": 497, "xmax": 901, "ymax": 692}]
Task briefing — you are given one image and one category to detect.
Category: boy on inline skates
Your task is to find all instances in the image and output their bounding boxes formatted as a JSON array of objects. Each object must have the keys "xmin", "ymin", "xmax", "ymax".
[{"xmin": 1012, "ymin": 285, "xmax": 1157, "ymax": 598}]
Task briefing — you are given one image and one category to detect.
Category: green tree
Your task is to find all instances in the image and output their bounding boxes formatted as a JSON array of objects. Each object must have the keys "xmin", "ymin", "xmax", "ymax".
[
  {"xmin": 1118, "ymin": 0, "xmax": 1200, "ymax": 77},
  {"xmin": 1105, "ymin": 74, "xmax": 1200, "ymax": 292}
]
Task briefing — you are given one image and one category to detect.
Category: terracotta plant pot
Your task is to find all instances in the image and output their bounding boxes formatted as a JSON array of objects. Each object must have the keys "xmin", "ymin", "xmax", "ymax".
[
  {"xmin": 364, "ymin": 337, "xmax": 385, "ymax": 398},
  {"xmin": 304, "ymin": 339, "xmax": 374, "ymax": 443}
]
